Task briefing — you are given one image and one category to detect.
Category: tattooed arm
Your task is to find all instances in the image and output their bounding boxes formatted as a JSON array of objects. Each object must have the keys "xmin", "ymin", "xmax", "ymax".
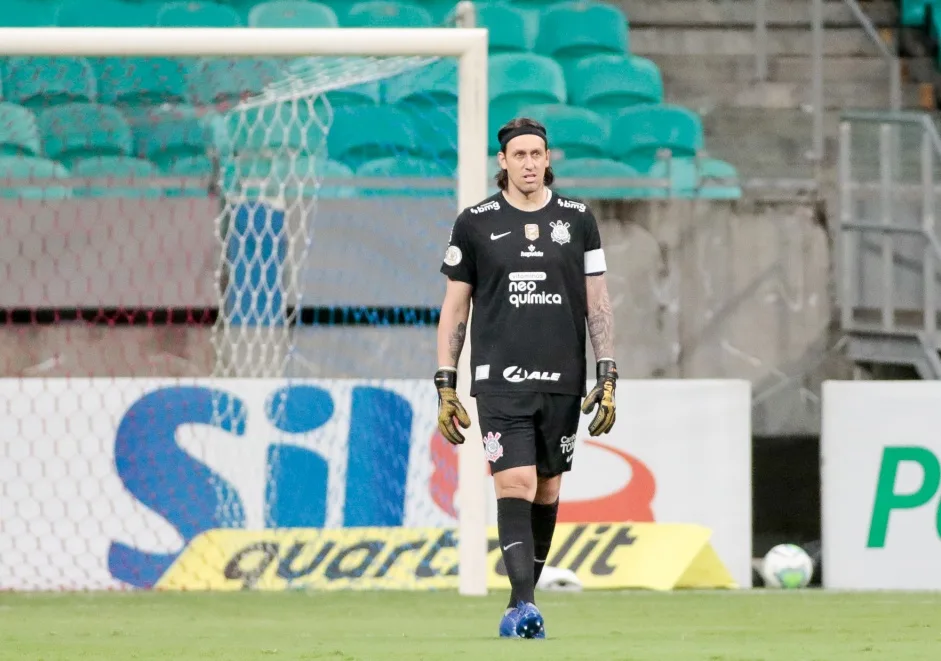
[
  {"xmin": 586, "ymin": 274, "xmax": 615, "ymax": 361},
  {"xmin": 437, "ymin": 279, "xmax": 473, "ymax": 368}
]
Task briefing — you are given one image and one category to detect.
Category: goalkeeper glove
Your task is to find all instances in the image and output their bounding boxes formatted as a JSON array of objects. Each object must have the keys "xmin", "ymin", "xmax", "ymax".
[
  {"xmin": 581, "ymin": 359, "xmax": 618, "ymax": 436},
  {"xmin": 435, "ymin": 367, "xmax": 471, "ymax": 445}
]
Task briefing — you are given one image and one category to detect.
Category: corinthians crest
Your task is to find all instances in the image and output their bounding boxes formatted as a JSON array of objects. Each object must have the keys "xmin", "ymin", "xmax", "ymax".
[
  {"xmin": 550, "ymin": 220, "xmax": 571, "ymax": 245},
  {"xmin": 482, "ymin": 431, "xmax": 504, "ymax": 463}
]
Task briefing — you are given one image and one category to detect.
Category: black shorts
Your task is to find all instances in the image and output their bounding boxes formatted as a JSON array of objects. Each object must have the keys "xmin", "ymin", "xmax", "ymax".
[{"xmin": 476, "ymin": 392, "xmax": 581, "ymax": 477}]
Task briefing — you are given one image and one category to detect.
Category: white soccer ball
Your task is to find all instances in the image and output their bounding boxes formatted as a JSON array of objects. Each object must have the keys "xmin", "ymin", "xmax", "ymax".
[{"xmin": 761, "ymin": 543, "xmax": 814, "ymax": 589}]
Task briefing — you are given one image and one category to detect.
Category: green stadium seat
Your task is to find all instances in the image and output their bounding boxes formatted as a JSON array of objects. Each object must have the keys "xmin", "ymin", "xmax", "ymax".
[
  {"xmin": 223, "ymin": 155, "xmax": 357, "ymax": 198},
  {"xmin": 39, "ymin": 103, "xmax": 134, "ymax": 167},
  {"xmin": 383, "ymin": 59, "xmax": 457, "ymax": 108},
  {"xmin": 219, "ymin": 102, "xmax": 327, "ymax": 154},
  {"xmin": 226, "ymin": 0, "xmax": 268, "ymax": 22},
  {"xmin": 327, "ymin": 106, "xmax": 420, "ymax": 168},
  {"xmin": 343, "ymin": 1, "xmax": 434, "ymax": 27},
  {"xmin": 92, "ymin": 57, "xmax": 189, "ymax": 106},
  {"xmin": 249, "ymin": 1, "xmax": 339, "ymax": 26},
  {"xmin": 186, "ymin": 58, "xmax": 282, "ymax": 107},
  {"xmin": 551, "ymin": 157, "xmax": 643, "ymax": 199},
  {"xmin": 157, "ymin": 1, "xmax": 243, "ymax": 26},
  {"xmin": 610, "ymin": 105, "xmax": 704, "ymax": 172},
  {"xmin": 4, "ymin": 57, "xmax": 97, "ymax": 109},
  {"xmin": 286, "ymin": 57, "xmax": 382, "ymax": 108},
  {"xmin": 418, "ymin": 0, "xmax": 465, "ymax": 24},
  {"xmin": 71, "ymin": 156, "xmax": 161, "ymax": 198},
  {"xmin": 355, "ymin": 155, "xmax": 453, "ymax": 197},
  {"xmin": 515, "ymin": 104, "xmax": 608, "ymax": 159},
  {"xmin": 476, "ymin": 4, "xmax": 533, "ymax": 53},
  {"xmin": 133, "ymin": 105, "xmax": 214, "ymax": 170},
  {"xmin": 160, "ymin": 154, "xmax": 214, "ymax": 197},
  {"xmin": 900, "ymin": 0, "xmax": 934, "ymax": 26},
  {"xmin": 0, "ymin": 156, "xmax": 72, "ymax": 200},
  {"xmin": 0, "ymin": 103, "xmax": 41, "ymax": 156},
  {"xmin": 409, "ymin": 106, "xmax": 456, "ymax": 169},
  {"xmin": 489, "ymin": 53, "xmax": 566, "ymax": 136},
  {"xmin": 646, "ymin": 157, "xmax": 742, "ymax": 200},
  {"xmin": 55, "ymin": 0, "xmax": 163, "ymax": 26},
  {"xmin": 535, "ymin": 1, "xmax": 628, "ymax": 72},
  {"xmin": 1, "ymin": 0, "xmax": 59, "ymax": 27},
  {"xmin": 569, "ymin": 54, "xmax": 662, "ymax": 118}
]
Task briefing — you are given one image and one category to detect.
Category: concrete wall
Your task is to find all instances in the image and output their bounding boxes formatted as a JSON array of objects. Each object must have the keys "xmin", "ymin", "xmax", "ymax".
[{"xmin": 0, "ymin": 195, "xmax": 842, "ymax": 434}]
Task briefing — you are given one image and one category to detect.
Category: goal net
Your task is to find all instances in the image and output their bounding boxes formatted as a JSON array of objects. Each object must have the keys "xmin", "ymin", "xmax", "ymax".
[{"xmin": 0, "ymin": 25, "xmax": 488, "ymax": 595}]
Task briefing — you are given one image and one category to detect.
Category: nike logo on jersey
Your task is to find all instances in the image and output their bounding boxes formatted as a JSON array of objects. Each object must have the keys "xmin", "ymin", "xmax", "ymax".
[
  {"xmin": 490, "ymin": 231, "xmax": 511, "ymax": 240},
  {"xmin": 503, "ymin": 541, "xmax": 522, "ymax": 551}
]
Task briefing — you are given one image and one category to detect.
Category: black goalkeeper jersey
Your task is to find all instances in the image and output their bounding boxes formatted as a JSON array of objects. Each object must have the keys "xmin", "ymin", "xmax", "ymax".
[{"xmin": 440, "ymin": 189, "xmax": 607, "ymax": 398}]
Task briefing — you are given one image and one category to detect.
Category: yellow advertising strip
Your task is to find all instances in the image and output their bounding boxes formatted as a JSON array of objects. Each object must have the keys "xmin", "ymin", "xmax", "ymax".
[{"xmin": 155, "ymin": 523, "xmax": 737, "ymax": 592}]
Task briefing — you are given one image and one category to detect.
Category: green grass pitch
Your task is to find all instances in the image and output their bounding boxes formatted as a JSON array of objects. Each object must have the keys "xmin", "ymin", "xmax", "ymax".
[{"xmin": 2, "ymin": 590, "xmax": 940, "ymax": 660}]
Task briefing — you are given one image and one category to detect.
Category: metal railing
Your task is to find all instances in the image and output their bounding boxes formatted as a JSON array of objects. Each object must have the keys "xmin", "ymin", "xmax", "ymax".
[{"xmin": 839, "ymin": 110, "xmax": 941, "ymax": 346}]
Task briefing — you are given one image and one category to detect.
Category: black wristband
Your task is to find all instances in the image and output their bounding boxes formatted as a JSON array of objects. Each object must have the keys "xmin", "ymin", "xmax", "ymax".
[
  {"xmin": 597, "ymin": 359, "xmax": 618, "ymax": 381},
  {"xmin": 434, "ymin": 368, "xmax": 457, "ymax": 390}
]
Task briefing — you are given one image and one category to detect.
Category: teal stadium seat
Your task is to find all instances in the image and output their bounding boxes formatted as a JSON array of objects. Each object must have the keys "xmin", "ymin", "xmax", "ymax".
[
  {"xmin": 1, "ymin": 0, "xmax": 59, "ymax": 26},
  {"xmin": 411, "ymin": 106, "xmax": 457, "ymax": 170},
  {"xmin": 223, "ymin": 155, "xmax": 357, "ymax": 198},
  {"xmin": 516, "ymin": 104, "xmax": 609, "ymax": 159},
  {"xmin": 355, "ymin": 156, "xmax": 453, "ymax": 197},
  {"xmin": 552, "ymin": 157, "xmax": 643, "ymax": 199},
  {"xmin": 4, "ymin": 57, "xmax": 97, "ymax": 109},
  {"xmin": 646, "ymin": 157, "xmax": 742, "ymax": 200},
  {"xmin": 71, "ymin": 156, "xmax": 161, "ymax": 198},
  {"xmin": 249, "ymin": 1, "xmax": 339, "ymax": 26},
  {"xmin": 570, "ymin": 54, "xmax": 663, "ymax": 119},
  {"xmin": 186, "ymin": 58, "xmax": 282, "ymax": 107},
  {"xmin": 610, "ymin": 105, "xmax": 704, "ymax": 172},
  {"xmin": 0, "ymin": 103, "xmax": 41, "ymax": 156},
  {"xmin": 535, "ymin": 1, "xmax": 629, "ymax": 73},
  {"xmin": 157, "ymin": 1, "xmax": 243, "ymax": 26},
  {"xmin": 40, "ymin": 103, "xmax": 134, "ymax": 167},
  {"xmin": 133, "ymin": 105, "xmax": 214, "ymax": 170},
  {"xmin": 55, "ymin": 0, "xmax": 163, "ymax": 26},
  {"xmin": 489, "ymin": 53, "xmax": 566, "ymax": 152},
  {"xmin": 221, "ymin": 103, "xmax": 328, "ymax": 154},
  {"xmin": 287, "ymin": 57, "xmax": 382, "ymax": 108},
  {"xmin": 92, "ymin": 58, "xmax": 189, "ymax": 106},
  {"xmin": 383, "ymin": 59, "xmax": 457, "ymax": 108},
  {"xmin": 0, "ymin": 156, "xmax": 72, "ymax": 200},
  {"xmin": 327, "ymin": 105, "xmax": 421, "ymax": 168},
  {"xmin": 900, "ymin": 0, "xmax": 934, "ymax": 26},
  {"xmin": 476, "ymin": 4, "xmax": 533, "ymax": 54},
  {"xmin": 343, "ymin": 1, "xmax": 434, "ymax": 27},
  {"xmin": 160, "ymin": 154, "xmax": 214, "ymax": 197}
]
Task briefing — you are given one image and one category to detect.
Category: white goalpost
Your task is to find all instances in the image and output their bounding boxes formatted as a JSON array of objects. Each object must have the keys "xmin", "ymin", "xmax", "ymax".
[{"xmin": 0, "ymin": 26, "xmax": 489, "ymax": 596}]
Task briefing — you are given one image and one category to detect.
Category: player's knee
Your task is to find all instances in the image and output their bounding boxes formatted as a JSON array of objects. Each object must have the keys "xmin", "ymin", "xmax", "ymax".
[
  {"xmin": 534, "ymin": 475, "xmax": 561, "ymax": 504},
  {"xmin": 494, "ymin": 467, "xmax": 537, "ymax": 501}
]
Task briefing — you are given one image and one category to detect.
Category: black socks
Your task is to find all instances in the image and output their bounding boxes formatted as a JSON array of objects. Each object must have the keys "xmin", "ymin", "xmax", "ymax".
[
  {"xmin": 497, "ymin": 497, "xmax": 535, "ymax": 607},
  {"xmin": 531, "ymin": 498, "xmax": 559, "ymax": 587}
]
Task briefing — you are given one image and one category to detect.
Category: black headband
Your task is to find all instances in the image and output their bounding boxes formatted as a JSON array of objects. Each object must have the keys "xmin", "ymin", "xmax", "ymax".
[{"xmin": 498, "ymin": 126, "xmax": 548, "ymax": 153}]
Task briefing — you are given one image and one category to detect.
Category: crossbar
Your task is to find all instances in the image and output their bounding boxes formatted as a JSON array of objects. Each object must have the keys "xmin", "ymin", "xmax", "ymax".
[{"xmin": 0, "ymin": 27, "xmax": 488, "ymax": 57}]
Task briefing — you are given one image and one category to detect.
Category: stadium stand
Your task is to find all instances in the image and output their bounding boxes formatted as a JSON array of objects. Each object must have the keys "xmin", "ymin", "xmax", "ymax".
[{"xmin": 0, "ymin": 0, "xmax": 740, "ymax": 199}]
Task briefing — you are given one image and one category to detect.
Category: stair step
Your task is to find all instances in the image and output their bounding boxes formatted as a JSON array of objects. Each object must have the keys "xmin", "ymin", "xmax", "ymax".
[
  {"xmin": 651, "ymin": 54, "xmax": 927, "ymax": 84},
  {"xmin": 617, "ymin": 0, "xmax": 896, "ymax": 27},
  {"xmin": 663, "ymin": 79, "xmax": 922, "ymax": 110},
  {"xmin": 631, "ymin": 26, "xmax": 891, "ymax": 57}
]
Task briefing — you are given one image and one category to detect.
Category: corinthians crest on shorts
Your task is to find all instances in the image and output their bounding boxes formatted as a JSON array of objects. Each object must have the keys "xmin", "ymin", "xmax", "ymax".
[
  {"xmin": 482, "ymin": 431, "xmax": 504, "ymax": 463},
  {"xmin": 550, "ymin": 220, "xmax": 571, "ymax": 245}
]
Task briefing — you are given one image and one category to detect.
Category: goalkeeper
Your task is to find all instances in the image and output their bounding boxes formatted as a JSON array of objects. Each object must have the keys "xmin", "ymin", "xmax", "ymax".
[{"xmin": 434, "ymin": 117, "xmax": 618, "ymax": 640}]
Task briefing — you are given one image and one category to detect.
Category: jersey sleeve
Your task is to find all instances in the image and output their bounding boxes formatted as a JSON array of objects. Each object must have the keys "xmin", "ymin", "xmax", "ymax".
[
  {"xmin": 584, "ymin": 207, "xmax": 607, "ymax": 276},
  {"xmin": 440, "ymin": 212, "xmax": 476, "ymax": 285}
]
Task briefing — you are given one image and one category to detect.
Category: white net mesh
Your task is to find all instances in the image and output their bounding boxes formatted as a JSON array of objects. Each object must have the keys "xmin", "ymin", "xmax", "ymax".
[{"xmin": 0, "ymin": 49, "xmax": 471, "ymax": 592}]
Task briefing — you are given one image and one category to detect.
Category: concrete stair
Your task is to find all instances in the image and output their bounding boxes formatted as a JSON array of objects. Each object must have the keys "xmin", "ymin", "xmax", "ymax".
[{"xmin": 615, "ymin": 0, "xmax": 931, "ymax": 181}]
